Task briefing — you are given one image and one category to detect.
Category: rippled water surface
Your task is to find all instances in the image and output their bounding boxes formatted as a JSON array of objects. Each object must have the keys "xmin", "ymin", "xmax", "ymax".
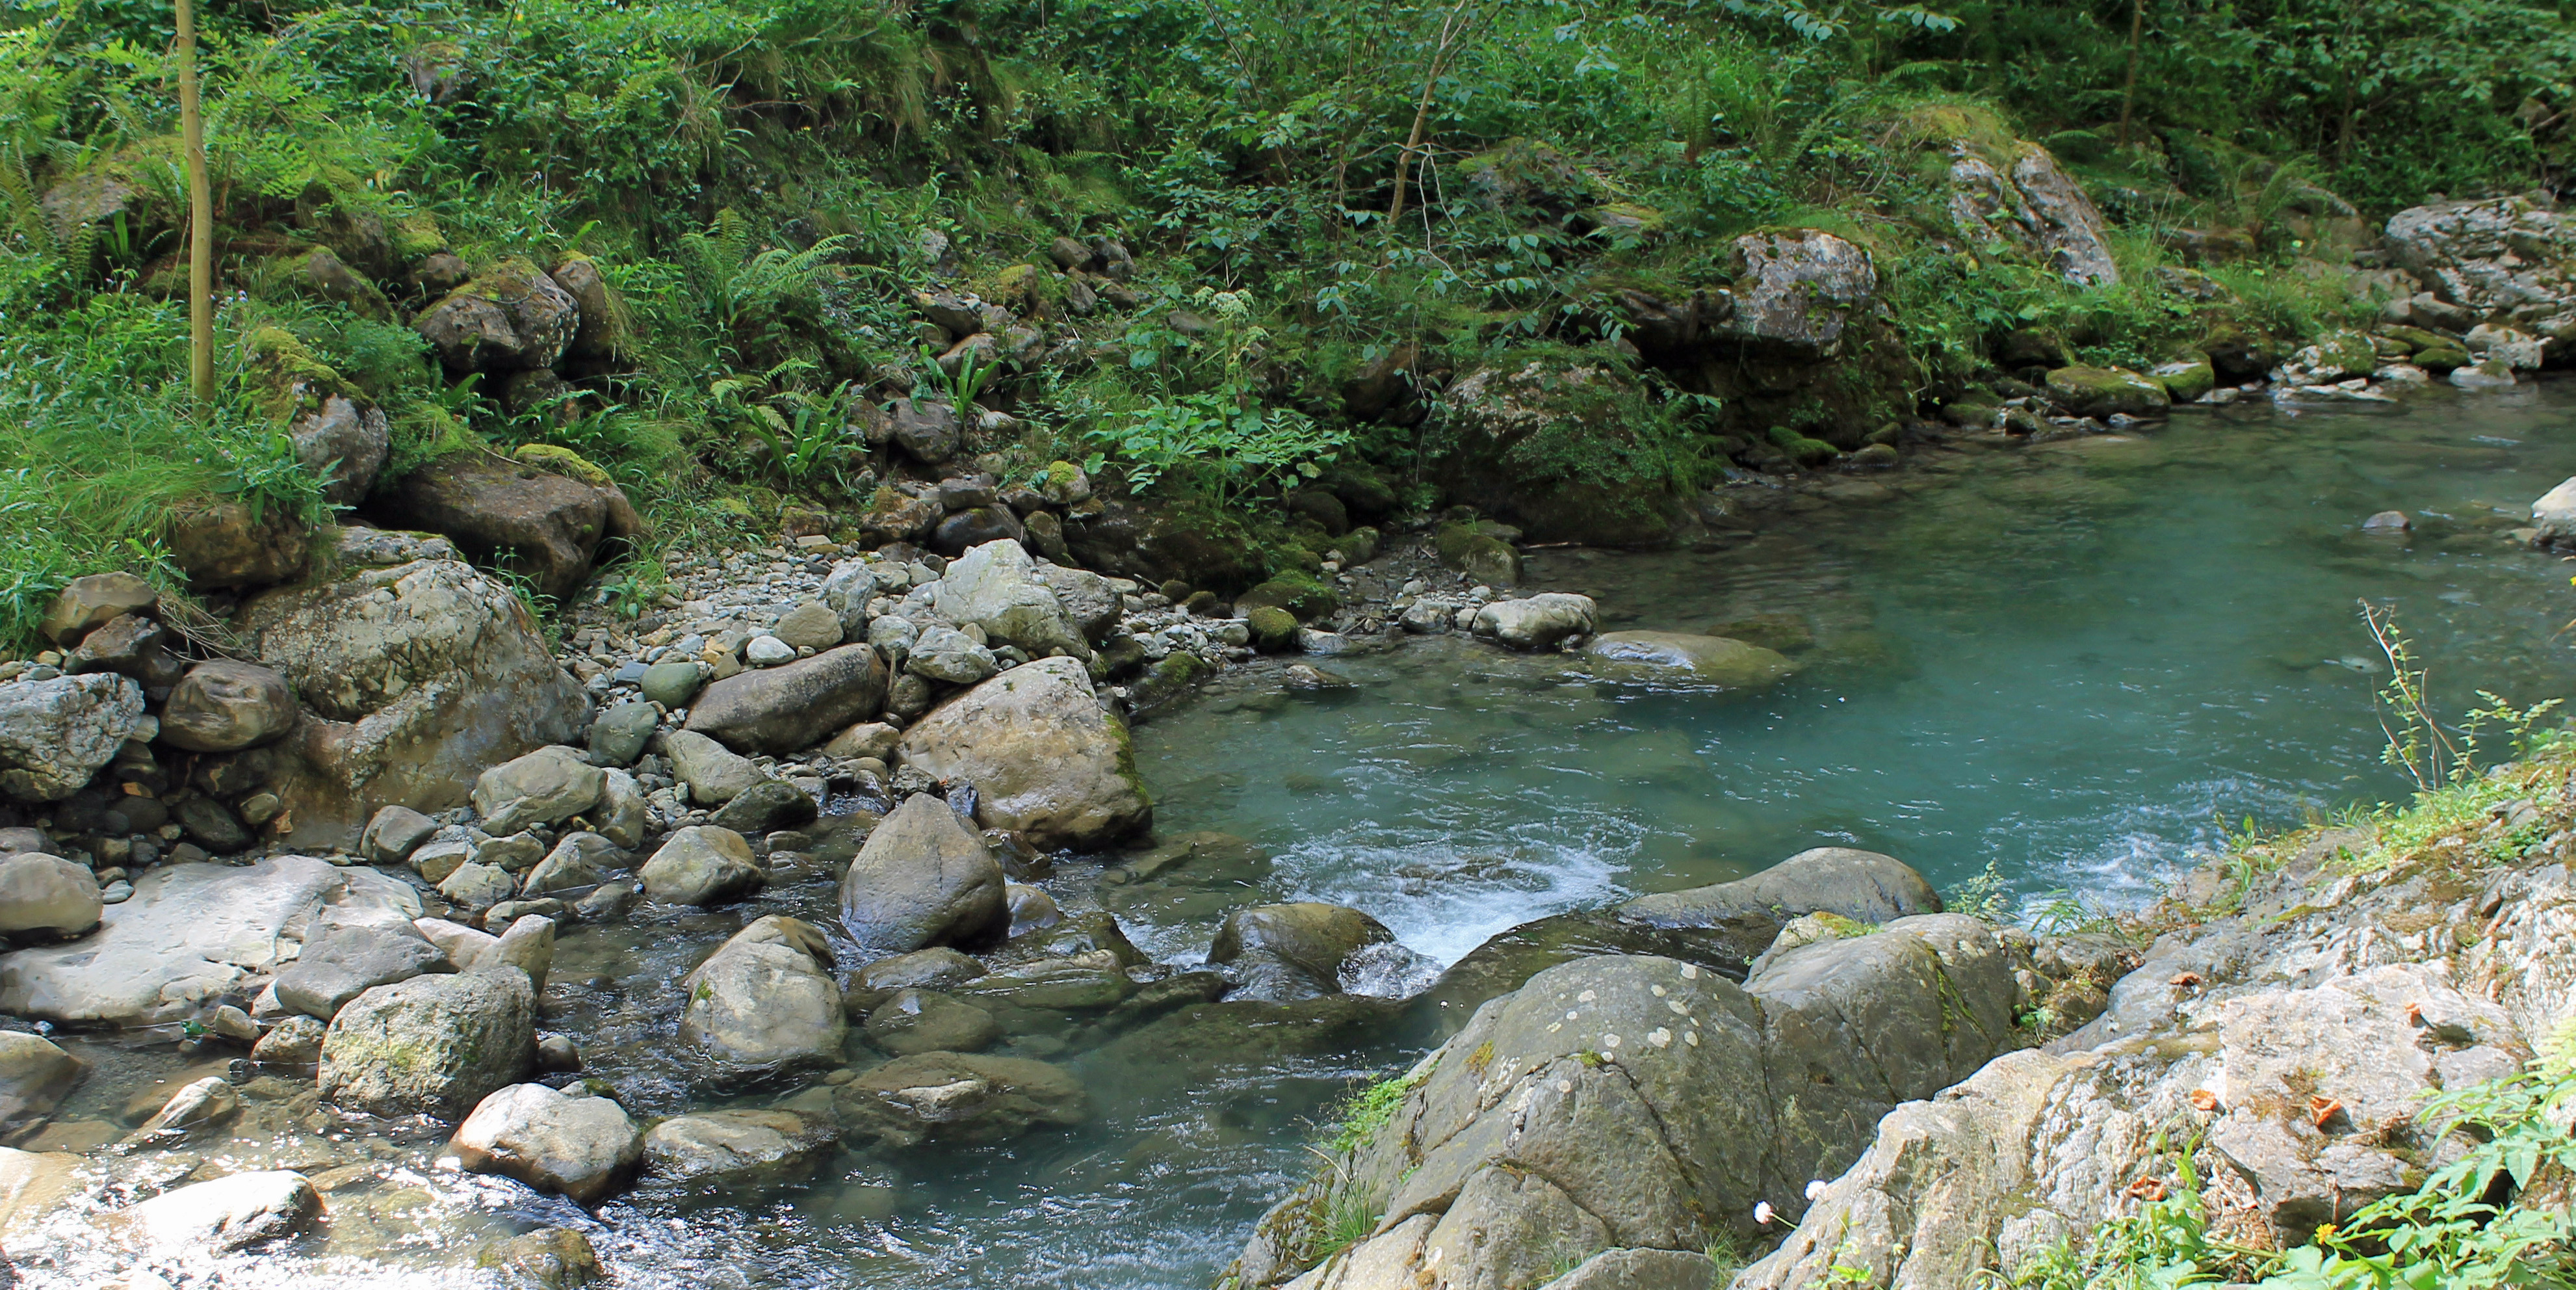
[{"xmin": 37, "ymin": 388, "xmax": 2576, "ymax": 1289}]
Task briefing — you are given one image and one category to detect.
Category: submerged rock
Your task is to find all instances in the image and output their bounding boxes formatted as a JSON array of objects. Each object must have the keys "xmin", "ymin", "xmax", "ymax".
[
  {"xmin": 1581, "ymin": 631, "xmax": 1795, "ymax": 689},
  {"xmin": 110, "ymin": 1169, "xmax": 321, "ymax": 1253},
  {"xmin": 1620, "ymin": 846, "xmax": 1940, "ymax": 930},
  {"xmin": 1472, "ymin": 594, "xmax": 1597, "ymax": 651},
  {"xmin": 1206, "ymin": 902, "xmax": 1399, "ymax": 1003},
  {"xmin": 644, "ymin": 1107, "xmax": 839, "ymax": 1185},
  {"xmin": 832, "ymin": 1051, "xmax": 1088, "ymax": 1147}
]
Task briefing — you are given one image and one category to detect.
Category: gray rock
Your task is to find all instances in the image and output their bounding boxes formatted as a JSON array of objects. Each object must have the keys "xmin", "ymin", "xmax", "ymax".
[
  {"xmin": 822, "ymin": 721, "xmax": 902, "ymax": 762},
  {"xmin": 39, "ymin": 572, "xmax": 158, "ymax": 647},
  {"xmin": 896, "ymin": 656, "xmax": 1152, "ymax": 850},
  {"xmin": 290, "ymin": 392, "xmax": 392, "ymax": 506},
  {"xmin": 273, "ymin": 925, "xmax": 448, "ymax": 1020},
  {"xmin": 847, "ymin": 946, "xmax": 987, "ymax": 1010},
  {"xmin": 1004, "ymin": 882, "xmax": 1063, "ymax": 937},
  {"xmin": 447, "ymin": 1082, "xmax": 641, "ymax": 1204},
  {"xmin": 638, "ymin": 826, "xmax": 765, "ymax": 906},
  {"xmin": 159, "ymin": 661, "xmax": 298, "ymax": 753},
  {"xmin": 838, "ymin": 794, "xmax": 1006, "ymax": 952},
  {"xmin": 906, "ymin": 625, "xmax": 999, "ymax": 685},
  {"xmin": 574, "ymin": 880, "xmax": 638, "ymax": 923},
  {"xmin": 1034, "ymin": 565, "xmax": 1124, "ymax": 642},
  {"xmin": 1472, "ymin": 594, "xmax": 1598, "ymax": 651},
  {"xmin": 361, "ymin": 806, "xmax": 439, "ymax": 864},
  {"xmin": 643, "ymin": 1107, "xmax": 837, "ymax": 1184},
  {"xmin": 1620, "ymin": 847, "xmax": 1940, "ymax": 930},
  {"xmin": 2531, "ymin": 476, "xmax": 2576, "ymax": 548},
  {"xmin": 866, "ymin": 988, "xmax": 1002, "ymax": 1055},
  {"xmin": 239, "ymin": 551, "xmax": 588, "ymax": 851},
  {"xmin": 319, "ymin": 966, "xmax": 536, "ymax": 1119},
  {"xmin": 820, "ymin": 562, "xmax": 881, "ymax": 637},
  {"xmin": 2385, "ymin": 195, "xmax": 2576, "ymax": 319},
  {"xmin": 681, "ymin": 915, "xmax": 844, "ymax": 1075},
  {"xmin": 250, "ymin": 1014, "xmax": 326, "ymax": 1066},
  {"xmin": 594, "ymin": 769, "xmax": 649, "ymax": 850},
  {"xmin": 0, "ymin": 829, "xmax": 50, "ymax": 856},
  {"xmin": 1717, "ymin": 228, "xmax": 1879, "ymax": 355},
  {"xmin": 933, "ymin": 539, "xmax": 1091, "ymax": 659},
  {"xmin": 684, "ymin": 644, "xmax": 889, "ymax": 756},
  {"xmin": 523, "ymin": 832, "xmax": 619, "ymax": 898},
  {"xmin": 771, "ymin": 601, "xmax": 844, "ymax": 651},
  {"xmin": 1207, "ymin": 902, "xmax": 1396, "ymax": 1002},
  {"xmin": 586, "ymin": 702, "xmax": 659, "ymax": 767},
  {"xmin": 409, "ymin": 827, "xmax": 478, "ymax": 884},
  {"xmin": 664, "ymin": 730, "xmax": 765, "ymax": 806},
  {"xmin": 489, "ymin": 1226, "xmax": 605, "ymax": 1288},
  {"xmin": 831, "ymin": 1051, "xmax": 1087, "ymax": 1147},
  {"xmin": 0, "ymin": 856, "xmax": 419, "ymax": 1026},
  {"xmin": 638, "ymin": 660, "xmax": 705, "ymax": 708},
  {"xmin": 474, "ymin": 830, "xmax": 546, "ymax": 873},
  {"xmin": 0, "ymin": 852, "xmax": 102, "ymax": 936},
  {"xmin": 111, "ymin": 1169, "xmax": 320, "ymax": 1252},
  {"xmin": 128, "ymin": 1075, "xmax": 239, "ymax": 1142},
  {"xmin": 1948, "ymin": 142, "xmax": 2120, "ymax": 287},
  {"xmin": 709, "ymin": 780, "xmax": 819, "ymax": 835},
  {"xmin": 745, "ymin": 635, "xmax": 794, "ymax": 666},
  {"xmin": 488, "ymin": 914, "xmax": 555, "ymax": 992},
  {"xmin": 0, "ymin": 672, "xmax": 142, "ymax": 803},
  {"xmin": 439, "ymin": 861, "xmax": 515, "ymax": 912},
  {"xmin": 473, "ymin": 745, "xmax": 604, "ymax": 834},
  {"xmin": 174, "ymin": 795, "xmax": 252, "ymax": 852},
  {"xmin": 0, "ymin": 1031, "xmax": 81, "ymax": 1129}
]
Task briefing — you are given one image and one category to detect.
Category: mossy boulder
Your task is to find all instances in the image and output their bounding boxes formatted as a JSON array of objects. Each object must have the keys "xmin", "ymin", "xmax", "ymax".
[
  {"xmin": 1236, "ymin": 574, "xmax": 1339, "ymax": 623},
  {"xmin": 1429, "ymin": 359, "xmax": 1685, "ymax": 546},
  {"xmin": 547, "ymin": 254, "xmax": 626, "ymax": 361},
  {"xmin": 2043, "ymin": 364, "xmax": 2170, "ymax": 419},
  {"xmin": 2274, "ymin": 328, "xmax": 2380, "ymax": 385},
  {"xmin": 2148, "ymin": 351, "xmax": 2217, "ymax": 402},
  {"xmin": 1435, "ymin": 523, "xmax": 1522, "ymax": 587},
  {"xmin": 413, "ymin": 257, "xmax": 580, "ymax": 373},
  {"xmin": 2412, "ymin": 344, "xmax": 2473, "ymax": 371},
  {"xmin": 1245, "ymin": 607, "xmax": 1298, "ymax": 653}
]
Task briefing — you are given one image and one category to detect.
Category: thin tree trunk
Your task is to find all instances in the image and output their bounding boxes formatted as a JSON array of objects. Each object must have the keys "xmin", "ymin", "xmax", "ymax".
[
  {"xmin": 1386, "ymin": 0, "xmax": 1489, "ymax": 230},
  {"xmin": 2116, "ymin": 0, "xmax": 2144, "ymax": 149},
  {"xmin": 178, "ymin": 0, "xmax": 213, "ymax": 402}
]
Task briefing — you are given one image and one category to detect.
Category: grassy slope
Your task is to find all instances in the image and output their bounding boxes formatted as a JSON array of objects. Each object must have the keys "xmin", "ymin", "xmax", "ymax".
[{"xmin": 2, "ymin": 0, "xmax": 2573, "ymax": 649}]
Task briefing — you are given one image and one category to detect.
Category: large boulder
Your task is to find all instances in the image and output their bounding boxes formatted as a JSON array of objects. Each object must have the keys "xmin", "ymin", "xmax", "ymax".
[
  {"xmin": 680, "ymin": 915, "xmax": 845, "ymax": 1077},
  {"xmin": 289, "ymin": 394, "xmax": 393, "ymax": 507},
  {"xmin": 831, "ymin": 1051, "xmax": 1089, "ymax": 1147},
  {"xmin": 838, "ymin": 794, "xmax": 1007, "ymax": 952},
  {"xmin": 1230, "ymin": 921, "xmax": 2022, "ymax": 1289},
  {"xmin": 0, "ymin": 856, "xmax": 419, "ymax": 1026},
  {"xmin": 164, "ymin": 497, "xmax": 309, "ymax": 591},
  {"xmin": 1471, "ymin": 594, "xmax": 1597, "ymax": 651},
  {"xmin": 2384, "ymin": 196, "xmax": 2576, "ymax": 322},
  {"xmin": 894, "ymin": 657, "xmax": 1152, "ymax": 850},
  {"xmin": 1621, "ymin": 847, "xmax": 1940, "ymax": 930},
  {"xmin": 663, "ymin": 730, "xmax": 765, "ymax": 806},
  {"xmin": 0, "ymin": 672, "xmax": 143, "ymax": 802},
  {"xmin": 683, "ymin": 644, "xmax": 889, "ymax": 756},
  {"xmin": 159, "ymin": 660, "xmax": 298, "ymax": 752},
  {"xmin": 238, "ymin": 542, "xmax": 590, "ymax": 851},
  {"xmin": 447, "ymin": 1083, "xmax": 642, "ymax": 1204},
  {"xmin": 1717, "ymin": 229, "xmax": 1880, "ymax": 356},
  {"xmin": 318, "ymin": 967, "xmax": 537, "ymax": 1120},
  {"xmin": 638, "ymin": 826, "xmax": 765, "ymax": 906},
  {"xmin": 0, "ymin": 853, "xmax": 103, "ymax": 937},
  {"xmin": 472, "ymin": 745, "xmax": 604, "ymax": 834},
  {"xmin": 1581, "ymin": 631, "xmax": 1797, "ymax": 690},
  {"xmin": 0, "ymin": 1032, "xmax": 81, "ymax": 1130},
  {"xmin": 931, "ymin": 540, "xmax": 1091, "ymax": 659},
  {"xmin": 1207, "ymin": 903, "xmax": 1399, "ymax": 1003},
  {"xmin": 1430, "ymin": 362, "xmax": 1681, "ymax": 547},
  {"xmin": 1947, "ymin": 141, "xmax": 2120, "ymax": 287},
  {"xmin": 2044, "ymin": 365, "xmax": 2170, "ymax": 419},
  {"xmin": 365, "ymin": 454, "xmax": 633, "ymax": 601},
  {"xmin": 413, "ymin": 257, "xmax": 580, "ymax": 373}
]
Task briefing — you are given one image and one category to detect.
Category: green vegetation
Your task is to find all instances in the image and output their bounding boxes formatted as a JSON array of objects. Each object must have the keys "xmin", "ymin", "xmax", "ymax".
[
  {"xmin": 1322, "ymin": 1067, "xmax": 1424, "ymax": 1154},
  {"xmin": 2014, "ymin": 1031, "xmax": 2576, "ymax": 1288},
  {"xmin": 6, "ymin": 0, "xmax": 2574, "ymax": 647}
]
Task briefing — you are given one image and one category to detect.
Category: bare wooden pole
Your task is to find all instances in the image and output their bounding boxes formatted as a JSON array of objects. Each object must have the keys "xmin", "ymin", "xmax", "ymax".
[{"xmin": 178, "ymin": 0, "xmax": 213, "ymax": 402}]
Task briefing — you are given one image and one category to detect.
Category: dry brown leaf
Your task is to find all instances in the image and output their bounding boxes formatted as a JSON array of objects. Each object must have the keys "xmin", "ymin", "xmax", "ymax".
[
  {"xmin": 2404, "ymin": 1002, "xmax": 2424, "ymax": 1025},
  {"xmin": 2170, "ymin": 971, "xmax": 2204, "ymax": 988},
  {"xmin": 2125, "ymin": 1177, "xmax": 2170, "ymax": 1202},
  {"xmin": 2189, "ymin": 1089, "xmax": 2221, "ymax": 1112},
  {"xmin": 2309, "ymin": 1096, "xmax": 2343, "ymax": 1129}
]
